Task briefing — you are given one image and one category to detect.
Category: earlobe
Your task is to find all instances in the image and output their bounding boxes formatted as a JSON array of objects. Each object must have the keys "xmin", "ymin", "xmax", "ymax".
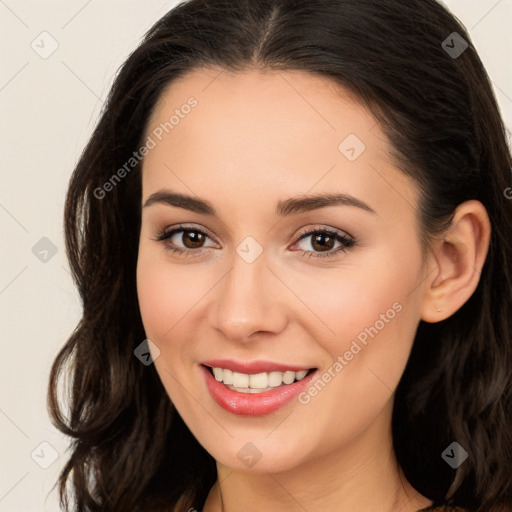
[{"xmin": 420, "ymin": 200, "xmax": 491, "ymax": 324}]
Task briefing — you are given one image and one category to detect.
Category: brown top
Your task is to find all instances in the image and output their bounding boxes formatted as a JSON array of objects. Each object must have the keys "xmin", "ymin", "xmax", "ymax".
[{"xmin": 418, "ymin": 506, "xmax": 467, "ymax": 512}]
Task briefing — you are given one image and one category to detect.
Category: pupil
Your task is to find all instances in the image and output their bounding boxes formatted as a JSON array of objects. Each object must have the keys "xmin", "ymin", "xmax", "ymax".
[
  {"xmin": 185, "ymin": 231, "xmax": 204, "ymax": 248},
  {"xmin": 313, "ymin": 234, "xmax": 333, "ymax": 251}
]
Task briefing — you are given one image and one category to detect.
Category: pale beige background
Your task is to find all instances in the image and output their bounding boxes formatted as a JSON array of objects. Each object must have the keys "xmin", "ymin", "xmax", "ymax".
[{"xmin": 0, "ymin": 1, "xmax": 511, "ymax": 510}]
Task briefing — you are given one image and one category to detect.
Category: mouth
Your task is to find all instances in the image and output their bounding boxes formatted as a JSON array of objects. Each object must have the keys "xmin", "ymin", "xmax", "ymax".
[
  {"xmin": 203, "ymin": 364, "xmax": 315, "ymax": 393},
  {"xmin": 200, "ymin": 361, "xmax": 318, "ymax": 416}
]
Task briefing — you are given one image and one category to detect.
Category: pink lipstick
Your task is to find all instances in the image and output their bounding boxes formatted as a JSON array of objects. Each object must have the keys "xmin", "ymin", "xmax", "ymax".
[{"xmin": 200, "ymin": 361, "xmax": 317, "ymax": 416}]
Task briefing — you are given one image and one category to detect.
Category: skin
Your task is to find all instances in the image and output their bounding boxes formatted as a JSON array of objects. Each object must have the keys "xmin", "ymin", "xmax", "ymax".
[{"xmin": 136, "ymin": 67, "xmax": 491, "ymax": 512}]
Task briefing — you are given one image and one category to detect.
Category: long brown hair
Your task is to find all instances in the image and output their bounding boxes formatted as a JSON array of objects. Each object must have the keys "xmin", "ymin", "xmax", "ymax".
[{"xmin": 48, "ymin": 1, "xmax": 512, "ymax": 510}]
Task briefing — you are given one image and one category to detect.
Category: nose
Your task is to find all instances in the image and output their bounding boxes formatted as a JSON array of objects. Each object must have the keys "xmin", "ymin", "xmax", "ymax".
[{"xmin": 207, "ymin": 252, "xmax": 288, "ymax": 343}]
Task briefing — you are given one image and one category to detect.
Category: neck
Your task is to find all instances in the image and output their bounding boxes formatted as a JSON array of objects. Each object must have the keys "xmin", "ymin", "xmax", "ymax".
[{"xmin": 203, "ymin": 401, "xmax": 432, "ymax": 512}]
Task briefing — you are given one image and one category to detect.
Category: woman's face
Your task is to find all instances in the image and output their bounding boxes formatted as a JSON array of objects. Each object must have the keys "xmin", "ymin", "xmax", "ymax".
[{"xmin": 136, "ymin": 68, "xmax": 429, "ymax": 473}]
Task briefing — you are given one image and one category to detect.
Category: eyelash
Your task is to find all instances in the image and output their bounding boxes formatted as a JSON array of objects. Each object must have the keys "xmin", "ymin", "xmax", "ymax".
[{"xmin": 153, "ymin": 223, "xmax": 356, "ymax": 260}]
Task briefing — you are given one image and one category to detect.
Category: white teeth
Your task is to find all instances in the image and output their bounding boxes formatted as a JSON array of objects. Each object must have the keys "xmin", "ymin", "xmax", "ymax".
[
  {"xmin": 210, "ymin": 366, "xmax": 311, "ymax": 391},
  {"xmin": 282, "ymin": 370, "xmax": 295, "ymax": 385},
  {"xmin": 268, "ymin": 371, "xmax": 283, "ymax": 387},
  {"xmin": 249, "ymin": 372, "xmax": 268, "ymax": 389},
  {"xmin": 295, "ymin": 370, "xmax": 308, "ymax": 380},
  {"xmin": 222, "ymin": 369, "xmax": 233, "ymax": 385},
  {"xmin": 232, "ymin": 371, "xmax": 249, "ymax": 388}
]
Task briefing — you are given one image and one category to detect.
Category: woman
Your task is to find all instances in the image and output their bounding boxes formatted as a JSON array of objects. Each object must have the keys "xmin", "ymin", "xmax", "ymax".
[{"xmin": 48, "ymin": 0, "xmax": 512, "ymax": 511}]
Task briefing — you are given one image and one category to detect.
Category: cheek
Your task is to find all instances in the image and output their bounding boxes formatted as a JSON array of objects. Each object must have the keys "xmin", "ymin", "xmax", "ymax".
[
  {"xmin": 136, "ymin": 253, "xmax": 201, "ymax": 405},
  {"xmin": 287, "ymin": 257, "xmax": 421, "ymax": 448},
  {"xmin": 299, "ymin": 245, "xmax": 422, "ymax": 380},
  {"xmin": 136, "ymin": 250, "xmax": 206, "ymax": 342},
  {"xmin": 136, "ymin": 257, "xmax": 172, "ymax": 339}
]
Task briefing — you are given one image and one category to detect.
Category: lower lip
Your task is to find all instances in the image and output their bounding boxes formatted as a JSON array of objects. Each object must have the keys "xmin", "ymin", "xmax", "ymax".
[{"xmin": 201, "ymin": 365, "xmax": 317, "ymax": 416}]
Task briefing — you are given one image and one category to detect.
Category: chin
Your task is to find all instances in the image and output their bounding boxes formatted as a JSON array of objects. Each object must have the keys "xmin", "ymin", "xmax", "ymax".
[{"xmin": 200, "ymin": 432, "xmax": 316, "ymax": 475}]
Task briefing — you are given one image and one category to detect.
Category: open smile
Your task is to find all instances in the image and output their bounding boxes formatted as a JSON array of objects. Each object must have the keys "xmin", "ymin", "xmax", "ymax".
[{"xmin": 201, "ymin": 360, "xmax": 318, "ymax": 416}]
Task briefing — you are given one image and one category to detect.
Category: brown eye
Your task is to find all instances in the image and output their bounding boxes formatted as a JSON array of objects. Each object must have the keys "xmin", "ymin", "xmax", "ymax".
[
  {"xmin": 293, "ymin": 228, "xmax": 355, "ymax": 259},
  {"xmin": 154, "ymin": 225, "xmax": 216, "ymax": 257},
  {"xmin": 179, "ymin": 230, "xmax": 206, "ymax": 249},
  {"xmin": 309, "ymin": 232, "xmax": 337, "ymax": 252}
]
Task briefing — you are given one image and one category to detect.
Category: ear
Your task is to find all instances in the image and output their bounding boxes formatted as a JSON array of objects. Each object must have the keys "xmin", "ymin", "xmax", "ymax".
[{"xmin": 420, "ymin": 200, "xmax": 491, "ymax": 323}]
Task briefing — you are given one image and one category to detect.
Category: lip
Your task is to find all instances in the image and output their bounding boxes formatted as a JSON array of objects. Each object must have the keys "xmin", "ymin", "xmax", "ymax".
[
  {"xmin": 201, "ymin": 359, "xmax": 312, "ymax": 374},
  {"xmin": 200, "ymin": 364, "xmax": 318, "ymax": 416}
]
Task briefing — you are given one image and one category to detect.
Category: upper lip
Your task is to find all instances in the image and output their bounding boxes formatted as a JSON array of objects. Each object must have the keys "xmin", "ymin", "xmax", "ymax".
[{"xmin": 201, "ymin": 359, "xmax": 315, "ymax": 374}]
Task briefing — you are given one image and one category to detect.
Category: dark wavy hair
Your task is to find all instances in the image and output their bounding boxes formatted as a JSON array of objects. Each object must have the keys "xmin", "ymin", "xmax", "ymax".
[{"xmin": 48, "ymin": 0, "xmax": 512, "ymax": 511}]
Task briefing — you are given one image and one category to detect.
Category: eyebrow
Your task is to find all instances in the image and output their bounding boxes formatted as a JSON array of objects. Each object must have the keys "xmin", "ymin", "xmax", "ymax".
[{"xmin": 143, "ymin": 189, "xmax": 377, "ymax": 216}]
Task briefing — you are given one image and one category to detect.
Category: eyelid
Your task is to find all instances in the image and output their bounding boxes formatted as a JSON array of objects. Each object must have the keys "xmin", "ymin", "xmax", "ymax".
[
  {"xmin": 156, "ymin": 223, "xmax": 353, "ymax": 242},
  {"xmin": 155, "ymin": 223, "xmax": 218, "ymax": 246},
  {"xmin": 294, "ymin": 224, "xmax": 353, "ymax": 241},
  {"xmin": 154, "ymin": 223, "xmax": 355, "ymax": 258},
  {"xmin": 289, "ymin": 226, "xmax": 355, "ymax": 258}
]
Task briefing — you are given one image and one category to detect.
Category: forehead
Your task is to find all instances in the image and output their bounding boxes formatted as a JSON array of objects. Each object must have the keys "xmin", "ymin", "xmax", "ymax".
[
  {"xmin": 141, "ymin": 68, "xmax": 419, "ymax": 222},
  {"xmin": 145, "ymin": 67, "xmax": 382, "ymax": 152}
]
